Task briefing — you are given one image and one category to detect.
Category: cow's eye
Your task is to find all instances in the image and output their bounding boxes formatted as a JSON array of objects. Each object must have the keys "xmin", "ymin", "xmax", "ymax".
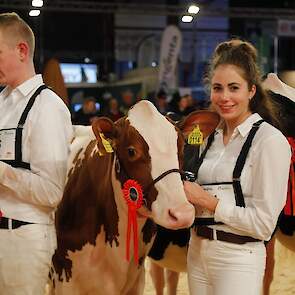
[{"xmin": 127, "ymin": 147, "xmax": 136, "ymax": 157}]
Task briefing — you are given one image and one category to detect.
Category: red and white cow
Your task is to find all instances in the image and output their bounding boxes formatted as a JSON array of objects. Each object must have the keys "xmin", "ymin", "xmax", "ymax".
[{"xmin": 50, "ymin": 100, "xmax": 195, "ymax": 295}]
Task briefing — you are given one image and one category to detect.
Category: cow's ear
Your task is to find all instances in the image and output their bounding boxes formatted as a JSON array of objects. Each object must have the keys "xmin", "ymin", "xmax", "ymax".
[
  {"xmin": 92, "ymin": 117, "xmax": 117, "ymax": 156},
  {"xmin": 178, "ymin": 110, "xmax": 220, "ymax": 140},
  {"xmin": 165, "ymin": 112, "xmax": 182, "ymax": 124}
]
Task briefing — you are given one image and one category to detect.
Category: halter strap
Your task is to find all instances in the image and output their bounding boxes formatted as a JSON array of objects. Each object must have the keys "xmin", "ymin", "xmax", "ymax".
[
  {"xmin": 115, "ymin": 155, "xmax": 181, "ymax": 202},
  {"xmin": 145, "ymin": 168, "xmax": 181, "ymax": 192}
]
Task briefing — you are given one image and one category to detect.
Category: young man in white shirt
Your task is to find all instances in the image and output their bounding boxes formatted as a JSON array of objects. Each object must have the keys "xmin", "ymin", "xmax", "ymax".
[{"xmin": 0, "ymin": 12, "xmax": 73, "ymax": 294}]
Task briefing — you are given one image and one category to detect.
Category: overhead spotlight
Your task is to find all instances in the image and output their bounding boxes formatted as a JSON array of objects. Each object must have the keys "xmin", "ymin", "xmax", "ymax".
[
  {"xmin": 29, "ymin": 9, "xmax": 41, "ymax": 17},
  {"xmin": 32, "ymin": 0, "xmax": 43, "ymax": 7},
  {"xmin": 181, "ymin": 15, "xmax": 193, "ymax": 23},
  {"xmin": 188, "ymin": 5, "xmax": 200, "ymax": 14}
]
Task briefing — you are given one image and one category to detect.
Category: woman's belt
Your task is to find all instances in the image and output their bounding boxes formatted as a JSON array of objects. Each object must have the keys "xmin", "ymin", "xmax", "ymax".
[
  {"xmin": 0, "ymin": 217, "xmax": 33, "ymax": 229},
  {"xmin": 196, "ymin": 225, "xmax": 261, "ymax": 244}
]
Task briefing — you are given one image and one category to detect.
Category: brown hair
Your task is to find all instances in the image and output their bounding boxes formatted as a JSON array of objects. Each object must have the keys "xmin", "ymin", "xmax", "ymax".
[
  {"xmin": 0, "ymin": 12, "xmax": 35, "ymax": 58},
  {"xmin": 205, "ymin": 39, "xmax": 281, "ymax": 129}
]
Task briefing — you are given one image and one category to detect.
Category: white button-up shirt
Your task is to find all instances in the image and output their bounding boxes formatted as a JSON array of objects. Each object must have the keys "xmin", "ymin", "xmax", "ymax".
[
  {"xmin": 0, "ymin": 74, "xmax": 73, "ymax": 224},
  {"xmin": 198, "ymin": 113, "xmax": 291, "ymax": 241}
]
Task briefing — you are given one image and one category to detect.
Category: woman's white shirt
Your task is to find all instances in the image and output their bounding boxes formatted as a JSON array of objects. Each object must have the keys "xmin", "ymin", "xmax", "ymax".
[{"xmin": 198, "ymin": 113, "xmax": 291, "ymax": 241}]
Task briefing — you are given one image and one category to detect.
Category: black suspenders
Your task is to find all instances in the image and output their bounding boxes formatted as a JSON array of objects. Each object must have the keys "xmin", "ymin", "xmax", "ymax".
[
  {"xmin": 2, "ymin": 84, "xmax": 48, "ymax": 170},
  {"xmin": 195, "ymin": 131, "xmax": 215, "ymax": 180},
  {"xmin": 194, "ymin": 120, "xmax": 264, "ymax": 225},
  {"xmin": 232, "ymin": 120, "xmax": 264, "ymax": 207}
]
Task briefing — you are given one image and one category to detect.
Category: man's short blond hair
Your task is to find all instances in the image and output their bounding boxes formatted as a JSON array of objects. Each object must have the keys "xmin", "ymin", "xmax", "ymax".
[{"xmin": 0, "ymin": 12, "xmax": 35, "ymax": 58}]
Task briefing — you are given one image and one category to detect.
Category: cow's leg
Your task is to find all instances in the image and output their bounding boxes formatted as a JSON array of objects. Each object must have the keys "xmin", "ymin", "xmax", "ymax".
[
  {"xmin": 45, "ymin": 281, "xmax": 54, "ymax": 295},
  {"xmin": 263, "ymin": 237, "xmax": 275, "ymax": 295},
  {"xmin": 125, "ymin": 266, "xmax": 145, "ymax": 295},
  {"xmin": 166, "ymin": 269, "xmax": 179, "ymax": 295},
  {"xmin": 149, "ymin": 262, "xmax": 164, "ymax": 295}
]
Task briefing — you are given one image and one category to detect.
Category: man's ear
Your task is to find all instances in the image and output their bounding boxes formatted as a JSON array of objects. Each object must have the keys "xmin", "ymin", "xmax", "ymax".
[
  {"xmin": 92, "ymin": 117, "xmax": 117, "ymax": 156},
  {"xmin": 17, "ymin": 41, "xmax": 30, "ymax": 61},
  {"xmin": 178, "ymin": 110, "xmax": 220, "ymax": 140}
]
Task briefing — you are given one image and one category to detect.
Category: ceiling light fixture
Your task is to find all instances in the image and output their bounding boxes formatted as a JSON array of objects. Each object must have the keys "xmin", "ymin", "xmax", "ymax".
[
  {"xmin": 32, "ymin": 0, "xmax": 43, "ymax": 8},
  {"xmin": 29, "ymin": 9, "xmax": 41, "ymax": 17},
  {"xmin": 188, "ymin": 5, "xmax": 200, "ymax": 14},
  {"xmin": 181, "ymin": 15, "xmax": 193, "ymax": 23}
]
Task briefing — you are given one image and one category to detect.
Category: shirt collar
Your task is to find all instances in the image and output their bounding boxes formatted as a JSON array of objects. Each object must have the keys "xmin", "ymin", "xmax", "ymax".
[
  {"xmin": 16, "ymin": 74, "xmax": 44, "ymax": 97},
  {"xmin": 237, "ymin": 113, "xmax": 262, "ymax": 137},
  {"xmin": 0, "ymin": 74, "xmax": 43, "ymax": 102},
  {"xmin": 0, "ymin": 86, "xmax": 12, "ymax": 100},
  {"xmin": 215, "ymin": 113, "xmax": 263, "ymax": 138}
]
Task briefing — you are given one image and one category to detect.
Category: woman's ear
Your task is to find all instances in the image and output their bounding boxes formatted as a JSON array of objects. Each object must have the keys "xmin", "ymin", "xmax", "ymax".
[{"xmin": 249, "ymin": 84, "xmax": 256, "ymax": 99}]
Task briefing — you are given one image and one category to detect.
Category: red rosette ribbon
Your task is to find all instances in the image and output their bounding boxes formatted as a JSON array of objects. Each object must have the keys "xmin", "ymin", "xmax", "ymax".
[{"xmin": 122, "ymin": 179, "xmax": 143, "ymax": 264}]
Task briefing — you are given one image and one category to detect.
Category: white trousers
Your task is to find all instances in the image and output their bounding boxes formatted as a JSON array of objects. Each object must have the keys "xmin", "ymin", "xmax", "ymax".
[
  {"xmin": 0, "ymin": 223, "xmax": 56, "ymax": 295},
  {"xmin": 187, "ymin": 233, "xmax": 266, "ymax": 295}
]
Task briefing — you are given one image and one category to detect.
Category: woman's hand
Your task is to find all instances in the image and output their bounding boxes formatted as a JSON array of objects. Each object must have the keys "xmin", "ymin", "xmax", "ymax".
[
  {"xmin": 183, "ymin": 181, "xmax": 205, "ymax": 204},
  {"xmin": 183, "ymin": 181, "xmax": 219, "ymax": 213}
]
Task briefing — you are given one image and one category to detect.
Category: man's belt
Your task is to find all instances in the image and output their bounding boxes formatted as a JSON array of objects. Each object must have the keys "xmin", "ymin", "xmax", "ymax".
[{"xmin": 0, "ymin": 217, "xmax": 33, "ymax": 229}]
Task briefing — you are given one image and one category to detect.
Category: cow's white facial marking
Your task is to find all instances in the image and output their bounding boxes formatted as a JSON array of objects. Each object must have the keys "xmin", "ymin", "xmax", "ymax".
[{"xmin": 127, "ymin": 101, "xmax": 194, "ymax": 229}]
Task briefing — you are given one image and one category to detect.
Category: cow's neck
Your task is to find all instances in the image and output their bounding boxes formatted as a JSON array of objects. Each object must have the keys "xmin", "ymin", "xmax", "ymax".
[
  {"xmin": 111, "ymin": 156, "xmax": 157, "ymax": 263},
  {"xmin": 56, "ymin": 143, "xmax": 118, "ymax": 250},
  {"xmin": 112, "ymin": 157, "xmax": 146, "ymax": 235}
]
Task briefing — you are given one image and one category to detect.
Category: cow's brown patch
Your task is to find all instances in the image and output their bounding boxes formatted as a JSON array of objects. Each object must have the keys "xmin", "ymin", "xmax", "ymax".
[
  {"xmin": 53, "ymin": 139, "xmax": 119, "ymax": 280},
  {"xmin": 67, "ymin": 147, "xmax": 83, "ymax": 179}
]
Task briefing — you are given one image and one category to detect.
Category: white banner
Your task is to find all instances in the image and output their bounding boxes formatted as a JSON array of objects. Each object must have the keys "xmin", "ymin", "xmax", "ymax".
[
  {"xmin": 158, "ymin": 25, "xmax": 182, "ymax": 95},
  {"xmin": 278, "ymin": 20, "xmax": 295, "ymax": 37}
]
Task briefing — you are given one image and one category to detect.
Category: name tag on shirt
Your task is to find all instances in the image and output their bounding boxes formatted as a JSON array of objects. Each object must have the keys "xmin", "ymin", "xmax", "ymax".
[
  {"xmin": 0, "ymin": 129, "xmax": 16, "ymax": 160},
  {"xmin": 195, "ymin": 183, "xmax": 234, "ymax": 218}
]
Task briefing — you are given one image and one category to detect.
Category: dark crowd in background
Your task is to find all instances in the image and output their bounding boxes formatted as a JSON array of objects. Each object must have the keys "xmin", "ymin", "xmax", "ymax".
[{"xmin": 72, "ymin": 89, "xmax": 210, "ymax": 125}]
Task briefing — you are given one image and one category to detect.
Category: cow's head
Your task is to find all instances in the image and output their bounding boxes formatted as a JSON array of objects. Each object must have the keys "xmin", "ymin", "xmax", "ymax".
[{"xmin": 92, "ymin": 100, "xmax": 195, "ymax": 229}]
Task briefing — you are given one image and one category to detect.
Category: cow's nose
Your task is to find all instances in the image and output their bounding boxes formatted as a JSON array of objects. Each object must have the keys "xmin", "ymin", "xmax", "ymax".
[{"xmin": 167, "ymin": 203, "xmax": 195, "ymax": 229}]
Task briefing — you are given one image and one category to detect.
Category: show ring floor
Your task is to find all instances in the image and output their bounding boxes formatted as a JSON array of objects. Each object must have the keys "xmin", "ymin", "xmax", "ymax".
[{"xmin": 45, "ymin": 232, "xmax": 295, "ymax": 294}]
